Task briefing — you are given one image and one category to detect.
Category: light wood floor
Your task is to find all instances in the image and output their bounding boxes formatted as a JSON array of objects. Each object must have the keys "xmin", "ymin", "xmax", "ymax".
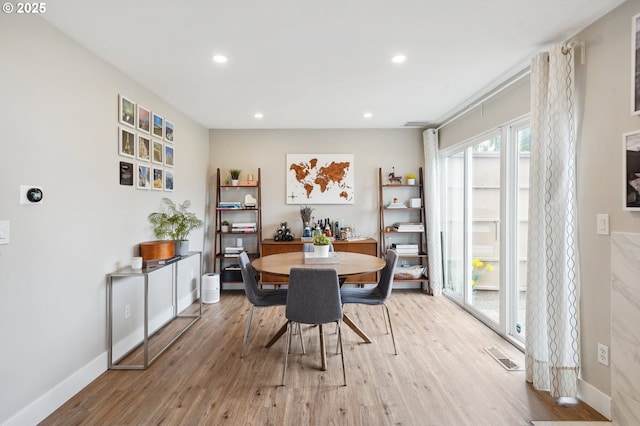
[{"xmin": 42, "ymin": 291, "xmax": 607, "ymax": 425}]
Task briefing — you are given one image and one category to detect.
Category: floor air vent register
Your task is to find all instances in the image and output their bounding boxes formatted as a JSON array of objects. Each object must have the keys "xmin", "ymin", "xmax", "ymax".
[{"xmin": 484, "ymin": 347, "xmax": 522, "ymax": 371}]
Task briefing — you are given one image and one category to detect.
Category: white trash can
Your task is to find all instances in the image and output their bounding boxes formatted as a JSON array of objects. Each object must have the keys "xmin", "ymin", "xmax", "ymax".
[{"xmin": 202, "ymin": 273, "xmax": 220, "ymax": 304}]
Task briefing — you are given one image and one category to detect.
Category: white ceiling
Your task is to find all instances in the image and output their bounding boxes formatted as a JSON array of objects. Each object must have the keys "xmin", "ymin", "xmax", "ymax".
[{"xmin": 42, "ymin": 0, "xmax": 625, "ymax": 129}]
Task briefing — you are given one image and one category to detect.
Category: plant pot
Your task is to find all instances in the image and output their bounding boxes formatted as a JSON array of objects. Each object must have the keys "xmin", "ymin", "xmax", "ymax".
[
  {"xmin": 231, "ymin": 179, "xmax": 239, "ymax": 186},
  {"xmin": 407, "ymin": 178, "xmax": 416, "ymax": 185},
  {"xmin": 314, "ymin": 244, "xmax": 330, "ymax": 257},
  {"xmin": 221, "ymin": 225, "xmax": 229, "ymax": 232},
  {"xmin": 175, "ymin": 240, "xmax": 190, "ymax": 256}
]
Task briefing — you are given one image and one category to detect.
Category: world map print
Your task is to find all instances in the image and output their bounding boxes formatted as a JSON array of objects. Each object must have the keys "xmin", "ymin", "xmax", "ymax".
[{"xmin": 286, "ymin": 154, "xmax": 354, "ymax": 204}]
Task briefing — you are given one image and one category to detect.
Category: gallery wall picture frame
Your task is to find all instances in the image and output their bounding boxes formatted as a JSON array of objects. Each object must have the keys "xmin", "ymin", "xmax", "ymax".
[
  {"xmin": 633, "ymin": 13, "xmax": 640, "ymax": 116},
  {"xmin": 119, "ymin": 127, "xmax": 135, "ymax": 158},
  {"xmin": 138, "ymin": 105, "xmax": 150, "ymax": 133},
  {"xmin": 137, "ymin": 134, "xmax": 151, "ymax": 162},
  {"xmin": 152, "ymin": 140, "xmax": 164, "ymax": 164},
  {"xmin": 164, "ymin": 170, "xmax": 174, "ymax": 191},
  {"xmin": 623, "ymin": 130, "xmax": 640, "ymax": 210},
  {"xmin": 164, "ymin": 145, "xmax": 174, "ymax": 167},
  {"xmin": 137, "ymin": 163, "xmax": 151, "ymax": 189},
  {"xmin": 152, "ymin": 113, "xmax": 164, "ymax": 138},
  {"xmin": 165, "ymin": 120, "xmax": 174, "ymax": 142},
  {"xmin": 119, "ymin": 95, "xmax": 136, "ymax": 128},
  {"xmin": 152, "ymin": 167, "xmax": 164, "ymax": 190},
  {"xmin": 119, "ymin": 161, "xmax": 134, "ymax": 186}
]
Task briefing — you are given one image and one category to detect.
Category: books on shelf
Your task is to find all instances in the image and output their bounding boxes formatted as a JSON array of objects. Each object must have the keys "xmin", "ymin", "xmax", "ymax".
[
  {"xmin": 386, "ymin": 202, "xmax": 407, "ymax": 208},
  {"xmin": 224, "ymin": 246, "xmax": 245, "ymax": 257},
  {"xmin": 218, "ymin": 201, "xmax": 242, "ymax": 209},
  {"xmin": 392, "ymin": 222, "xmax": 424, "ymax": 232},
  {"xmin": 232, "ymin": 222, "xmax": 256, "ymax": 232},
  {"xmin": 391, "ymin": 243, "xmax": 419, "ymax": 255}
]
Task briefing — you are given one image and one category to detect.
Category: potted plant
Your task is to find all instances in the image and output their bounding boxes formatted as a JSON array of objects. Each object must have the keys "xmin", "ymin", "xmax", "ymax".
[
  {"xmin": 148, "ymin": 198, "xmax": 204, "ymax": 256},
  {"xmin": 221, "ymin": 220, "xmax": 230, "ymax": 233},
  {"xmin": 312, "ymin": 233, "xmax": 331, "ymax": 257},
  {"xmin": 406, "ymin": 173, "xmax": 417, "ymax": 185},
  {"xmin": 229, "ymin": 169, "xmax": 241, "ymax": 186}
]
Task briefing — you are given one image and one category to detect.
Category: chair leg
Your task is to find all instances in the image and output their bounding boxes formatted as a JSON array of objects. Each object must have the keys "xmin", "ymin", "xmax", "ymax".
[
  {"xmin": 337, "ymin": 321, "xmax": 346, "ymax": 386},
  {"xmin": 381, "ymin": 305, "xmax": 389, "ymax": 334},
  {"xmin": 297, "ymin": 322, "xmax": 306, "ymax": 355},
  {"xmin": 382, "ymin": 303, "xmax": 397, "ymax": 355},
  {"xmin": 241, "ymin": 305, "xmax": 255, "ymax": 358},
  {"xmin": 281, "ymin": 321, "xmax": 292, "ymax": 386}
]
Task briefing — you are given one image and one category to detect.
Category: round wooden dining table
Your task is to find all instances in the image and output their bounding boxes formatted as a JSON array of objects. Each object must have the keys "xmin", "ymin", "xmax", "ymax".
[{"xmin": 252, "ymin": 251, "xmax": 386, "ymax": 352}]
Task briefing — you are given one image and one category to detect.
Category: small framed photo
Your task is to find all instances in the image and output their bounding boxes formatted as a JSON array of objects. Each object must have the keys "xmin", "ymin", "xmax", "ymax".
[
  {"xmin": 138, "ymin": 105, "xmax": 150, "ymax": 133},
  {"xmin": 119, "ymin": 127, "xmax": 135, "ymax": 158},
  {"xmin": 164, "ymin": 170, "xmax": 174, "ymax": 191},
  {"xmin": 152, "ymin": 167, "xmax": 164, "ymax": 190},
  {"xmin": 633, "ymin": 14, "xmax": 640, "ymax": 115},
  {"xmin": 164, "ymin": 145, "xmax": 174, "ymax": 167},
  {"xmin": 165, "ymin": 120, "xmax": 174, "ymax": 142},
  {"xmin": 152, "ymin": 113, "xmax": 164, "ymax": 138},
  {"xmin": 137, "ymin": 163, "xmax": 151, "ymax": 189},
  {"xmin": 119, "ymin": 161, "xmax": 134, "ymax": 186},
  {"xmin": 137, "ymin": 134, "xmax": 150, "ymax": 162},
  {"xmin": 152, "ymin": 140, "xmax": 164, "ymax": 164},
  {"xmin": 119, "ymin": 95, "xmax": 135, "ymax": 128},
  {"xmin": 624, "ymin": 130, "xmax": 640, "ymax": 210}
]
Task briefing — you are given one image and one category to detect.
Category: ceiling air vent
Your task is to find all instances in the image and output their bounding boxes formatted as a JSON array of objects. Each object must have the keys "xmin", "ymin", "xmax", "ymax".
[{"xmin": 404, "ymin": 121, "xmax": 432, "ymax": 127}]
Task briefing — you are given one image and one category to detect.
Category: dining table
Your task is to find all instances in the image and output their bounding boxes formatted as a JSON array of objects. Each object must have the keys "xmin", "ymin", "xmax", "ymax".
[{"xmin": 251, "ymin": 251, "xmax": 386, "ymax": 355}]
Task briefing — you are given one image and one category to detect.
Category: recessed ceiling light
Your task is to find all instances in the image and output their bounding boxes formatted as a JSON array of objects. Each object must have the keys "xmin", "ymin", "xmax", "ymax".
[
  {"xmin": 212, "ymin": 55, "xmax": 228, "ymax": 64},
  {"xmin": 254, "ymin": 112, "xmax": 264, "ymax": 119},
  {"xmin": 363, "ymin": 112, "xmax": 373, "ymax": 119},
  {"xmin": 391, "ymin": 54, "xmax": 406, "ymax": 64}
]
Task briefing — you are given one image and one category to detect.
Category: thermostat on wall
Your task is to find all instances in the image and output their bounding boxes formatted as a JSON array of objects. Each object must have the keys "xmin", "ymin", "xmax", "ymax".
[{"xmin": 20, "ymin": 185, "xmax": 44, "ymax": 204}]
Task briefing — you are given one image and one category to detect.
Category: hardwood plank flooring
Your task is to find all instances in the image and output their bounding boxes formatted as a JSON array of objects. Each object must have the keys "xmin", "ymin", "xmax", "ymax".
[{"xmin": 41, "ymin": 291, "xmax": 607, "ymax": 425}]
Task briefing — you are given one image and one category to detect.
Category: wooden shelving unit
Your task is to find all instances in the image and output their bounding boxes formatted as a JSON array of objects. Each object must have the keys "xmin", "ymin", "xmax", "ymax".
[
  {"xmin": 213, "ymin": 168, "xmax": 262, "ymax": 289},
  {"xmin": 378, "ymin": 167, "xmax": 429, "ymax": 289}
]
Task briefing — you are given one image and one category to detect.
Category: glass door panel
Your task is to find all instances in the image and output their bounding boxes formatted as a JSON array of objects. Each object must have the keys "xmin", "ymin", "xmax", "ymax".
[
  {"xmin": 469, "ymin": 136, "xmax": 501, "ymax": 324},
  {"xmin": 444, "ymin": 153, "xmax": 464, "ymax": 300}
]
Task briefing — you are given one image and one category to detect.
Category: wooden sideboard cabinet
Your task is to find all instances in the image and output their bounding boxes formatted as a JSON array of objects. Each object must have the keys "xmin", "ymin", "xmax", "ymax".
[{"xmin": 260, "ymin": 238, "xmax": 378, "ymax": 285}]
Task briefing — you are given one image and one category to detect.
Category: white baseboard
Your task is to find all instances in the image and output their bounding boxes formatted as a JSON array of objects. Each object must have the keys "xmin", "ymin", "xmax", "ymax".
[
  {"xmin": 4, "ymin": 353, "xmax": 106, "ymax": 426},
  {"xmin": 578, "ymin": 377, "xmax": 612, "ymax": 420},
  {"xmin": 5, "ymin": 290, "xmax": 200, "ymax": 426}
]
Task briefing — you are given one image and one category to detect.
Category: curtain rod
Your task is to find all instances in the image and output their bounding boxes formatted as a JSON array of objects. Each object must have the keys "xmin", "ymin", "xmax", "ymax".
[{"xmin": 435, "ymin": 68, "xmax": 530, "ymax": 131}]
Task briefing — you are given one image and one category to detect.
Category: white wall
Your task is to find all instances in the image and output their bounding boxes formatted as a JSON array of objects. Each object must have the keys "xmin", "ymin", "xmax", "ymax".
[
  {"xmin": 208, "ymin": 129, "xmax": 424, "ymax": 271},
  {"xmin": 0, "ymin": 15, "xmax": 209, "ymax": 424},
  {"xmin": 437, "ymin": 0, "xmax": 640, "ymax": 411}
]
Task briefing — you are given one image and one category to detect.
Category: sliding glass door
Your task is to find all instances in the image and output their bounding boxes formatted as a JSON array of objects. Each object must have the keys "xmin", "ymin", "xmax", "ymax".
[{"xmin": 441, "ymin": 117, "xmax": 529, "ymax": 346}]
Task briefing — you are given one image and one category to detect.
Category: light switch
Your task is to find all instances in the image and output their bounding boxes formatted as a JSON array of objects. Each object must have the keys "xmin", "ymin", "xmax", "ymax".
[
  {"xmin": 0, "ymin": 220, "xmax": 9, "ymax": 244},
  {"xmin": 596, "ymin": 214, "xmax": 609, "ymax": 236}
]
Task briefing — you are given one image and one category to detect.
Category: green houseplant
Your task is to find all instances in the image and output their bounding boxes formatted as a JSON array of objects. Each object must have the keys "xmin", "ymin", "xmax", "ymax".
[
  {"xmin": 229, "ymin": 169, "xmax": 241, "ymax": 186},
  {"xmin": 221, "ymin": 220, "xmax": 230, "ymax": 232},
  {"xmin": 148, "ymin": 198, "xmax": 204, "ymax": 256},
  {"xmin": 312, "ymin": 233, "xmax": 331, "ymax": 257}
]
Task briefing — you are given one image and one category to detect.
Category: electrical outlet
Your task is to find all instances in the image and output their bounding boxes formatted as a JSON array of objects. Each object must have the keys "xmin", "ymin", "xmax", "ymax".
[
  {"xmin": 597, "ymin": 343, "xmax": 608, "ymax": 366},
  {"xmin": 124, "ymin": 304, "xmax": 131, "ymax": 318}
]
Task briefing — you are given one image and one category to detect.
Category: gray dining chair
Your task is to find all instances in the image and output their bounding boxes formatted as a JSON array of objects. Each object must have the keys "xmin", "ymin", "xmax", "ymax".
[
  {"xmin": 239, "ymin": 252, "xmax": 302, "ymax": 358},
  {"xmin": 340, "ymin": 249, "xmax": 399, "ymax": 355},
  {"xmin": 282, "ymin": 267, "xmax": 346, "ymax": 386}
]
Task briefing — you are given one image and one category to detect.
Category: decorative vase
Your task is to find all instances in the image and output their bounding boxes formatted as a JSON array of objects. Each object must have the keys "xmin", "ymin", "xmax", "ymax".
[
  {"xmin": 175, "ymin": 240, "xmax": 189, "ymax": 256},
  {"xmin": 314, "ymin": 244, "xmax": 330, "ymax": 257},
  {"xmin": 231, "ymin": 179, "xmax": 239, "ymax": 186}
]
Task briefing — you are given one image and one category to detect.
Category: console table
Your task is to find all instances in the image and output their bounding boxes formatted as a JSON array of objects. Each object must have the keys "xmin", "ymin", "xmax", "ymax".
[
  {"xmin": 260, "ymin": 238, "xmax": 378, "ymax": 285},
  {"xmin": 107, "ymin": 251, "xmax": 202, "ymax": 370}
]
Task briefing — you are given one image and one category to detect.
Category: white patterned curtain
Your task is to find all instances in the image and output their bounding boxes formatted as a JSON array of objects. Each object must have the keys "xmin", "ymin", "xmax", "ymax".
[
  {"xmin": 423, "ymin": 128, "xmax": 443, "ymax": 295},
  {"xmin": 525, "ymin": 44, "xmax": 580, "ymax": 398}
]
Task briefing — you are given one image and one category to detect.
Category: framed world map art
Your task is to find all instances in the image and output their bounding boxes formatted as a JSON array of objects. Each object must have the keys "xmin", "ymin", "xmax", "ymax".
[{"xmin": 286, "ymin": 154, "xmax": 354, "ymax": 204}]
